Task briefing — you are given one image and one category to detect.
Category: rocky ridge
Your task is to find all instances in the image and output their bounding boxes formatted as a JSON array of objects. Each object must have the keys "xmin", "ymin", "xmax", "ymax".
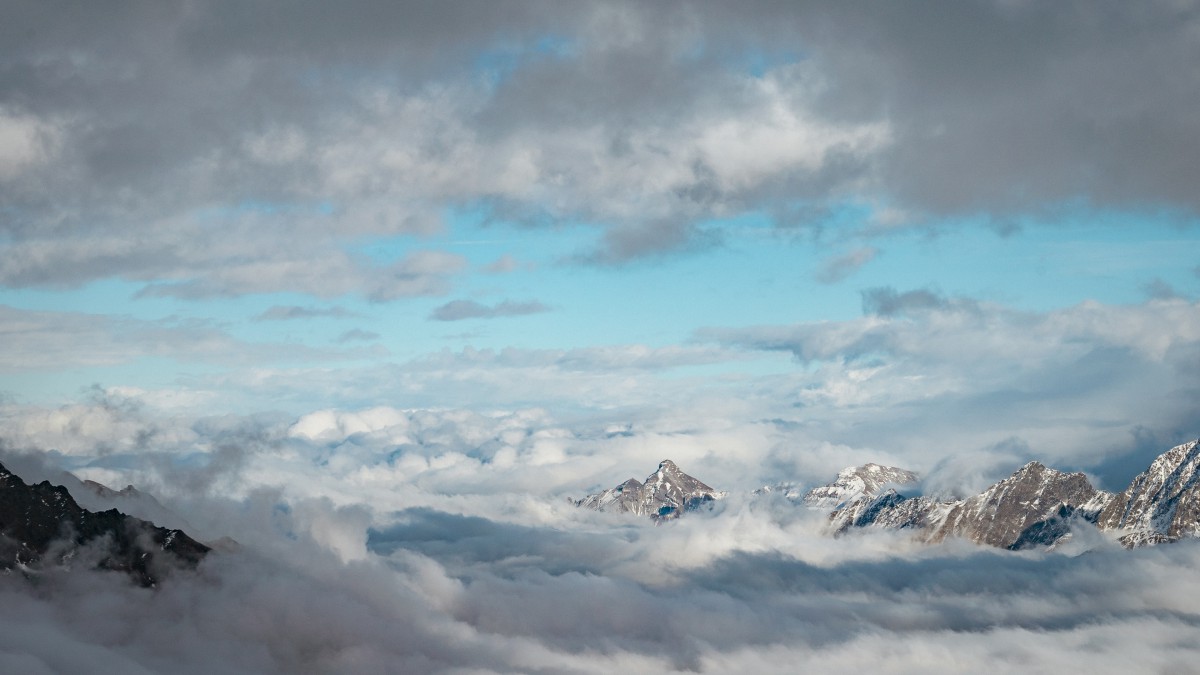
[
  {"xmin": 829, "ymin": 439, "xmax": 1200, "ymax": 550},
  {"xmin": 801, "ymin": 463, "xmax": 919, "ymax": 509},
  {"xmin": 579, "ymin": 439, "xmax": 1200, "ymax": 551},
  {"xmin": 1096, "ymin": 439, "xmax": 1200, "ymax": 545},
  {"xmin": 0, "ymin": 460, "xmax": 209, "ymax": 585}
]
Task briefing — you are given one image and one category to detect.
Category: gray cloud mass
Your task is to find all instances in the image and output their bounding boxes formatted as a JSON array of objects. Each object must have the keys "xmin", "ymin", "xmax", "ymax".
[{"xmin": 1, "ymin": 1, "xmax": 1196, "ymax": 294}]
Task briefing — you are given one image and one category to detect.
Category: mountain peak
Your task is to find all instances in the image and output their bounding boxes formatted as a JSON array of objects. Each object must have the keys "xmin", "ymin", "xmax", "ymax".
[
  {"xmin": 1097, "ymin": 438, "xmax": 1200, "ymax": 541},
  {"xmin": 802, "ymin": 463, "xmax": 919, "ymax": 509},
  {"xmin": 576, "ymin": 460, "xmax": 722, "ymax": 521}
]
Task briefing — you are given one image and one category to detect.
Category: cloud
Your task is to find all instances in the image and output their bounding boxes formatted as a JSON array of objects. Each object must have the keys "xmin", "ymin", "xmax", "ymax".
[
  {"xmin": 482, "ymin": 255, "xmax": 525, "ymax": 274},
  {"xmin": 700, "ymin": 296, "xmax": 1200, "ymax": 482},
  {"xmin": 860, "ymin": 286, "xmax": 954, "ymax": 316},
  {"xmin": 2, "ymin": 2, "xmax": 1194, "ymax": 289},
  {"xmin": 0, "ymin": 305, "xmax": 378, "ymax": 372},
  {"xmin": 429, "ymin": 299, "xmax": 552, "ymax": 321},
  {"xmin": 0, "ymin": 108, "xmax": 62, "ymax": 180},
  {"xmin": 815, "ymin": 246, "xmax": 877, "ymax": 283},
  {"xmin": 5, "ymin": 395, "xmax": 1200, "ymax": 672},
  {"xmin": 254, "ymin": 305, "xmax": 360, "ymax": 321},
  {"xmin": 1142, "ymin": 278, "xmax": 1182, "ymax": 301},
  {"xmin": 335, "ymin": 329, "xmax": 380, "ymax": 343}
]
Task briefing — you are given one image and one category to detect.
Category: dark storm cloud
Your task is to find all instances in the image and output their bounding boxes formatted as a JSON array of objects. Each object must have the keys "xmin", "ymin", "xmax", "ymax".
[{"xmin": 429, "ymin": 299, "xmax": 552, "ymax": 321}]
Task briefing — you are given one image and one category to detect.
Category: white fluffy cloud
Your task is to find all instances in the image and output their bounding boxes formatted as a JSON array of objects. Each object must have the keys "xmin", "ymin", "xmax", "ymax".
[{"xmin": 2, "ymin": 394, "xmax": 1200, "ymax": 673}]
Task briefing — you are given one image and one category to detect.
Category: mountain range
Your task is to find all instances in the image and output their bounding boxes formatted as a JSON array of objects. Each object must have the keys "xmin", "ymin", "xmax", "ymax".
[
  {"xmin": 578, "ymin": 438, "xmax": 1200, "ymax": 550},
  {"xmin": 830, "ymin": 439, "xmax": 1200, "ymax": 549}
]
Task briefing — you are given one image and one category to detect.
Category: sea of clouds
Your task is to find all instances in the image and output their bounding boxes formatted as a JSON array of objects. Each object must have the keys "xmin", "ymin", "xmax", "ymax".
[{"xmin": 2, "ymin": 396, "xmax": 1200, "ymax": 674}]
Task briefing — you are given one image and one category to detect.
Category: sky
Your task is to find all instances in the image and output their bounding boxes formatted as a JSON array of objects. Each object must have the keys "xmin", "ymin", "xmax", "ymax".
[{"xmin": 2, "ymin": 1, "xmax": 1200, "ymax": 672}]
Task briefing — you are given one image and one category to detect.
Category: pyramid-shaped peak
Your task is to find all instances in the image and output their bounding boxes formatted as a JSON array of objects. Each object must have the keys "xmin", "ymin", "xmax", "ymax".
[
  {"xmin": 1008, "ymin": 461, "xmax": 1085, "ymax": 481},
  {"xmin": 658, "ymin": 459, "xmax": 680, "ymax": 472}
]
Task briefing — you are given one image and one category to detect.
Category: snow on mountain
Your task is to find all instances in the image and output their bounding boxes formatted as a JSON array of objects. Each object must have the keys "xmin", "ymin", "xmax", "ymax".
[
  {"xmin": 825, "ymin": 442, "xmax": 1200, "ymax": 552},
  {"xmin": 831, "ymin": 461, "xmax": 1112, "ymax": 549},
  {"xmin": 575, "ymin": 459, "xmax": 723, "ymax": 522},
  {"xmin": 937, "ymin": 462, "xmax": 1110, "ymax": 549},
  {"xmin": 576, "ymin": 438, "xmax": 1200, "ymax": 552},
  {"xmin": 801, "ymin": 463, "xmax": 920, "ymax": 509},
  {"xmin": 1097, "ymin": 439, "xmax": 1200, "ymax": 546}
]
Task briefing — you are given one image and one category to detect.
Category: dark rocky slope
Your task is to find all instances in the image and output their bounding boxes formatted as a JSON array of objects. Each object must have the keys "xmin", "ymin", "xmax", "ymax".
[{"xmin": 0, "ymin": 461, "xmax": 209, "ymax": 585}]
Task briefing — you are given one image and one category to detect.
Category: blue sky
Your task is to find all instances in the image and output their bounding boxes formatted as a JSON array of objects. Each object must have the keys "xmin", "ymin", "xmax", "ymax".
[
  {"xmin": 2, "ymin": 202, "xmax": 1195, "ymax": 410},
  {"xmin": 1, "ymin": 0, "xmax": 1198, "ymax": 475}
]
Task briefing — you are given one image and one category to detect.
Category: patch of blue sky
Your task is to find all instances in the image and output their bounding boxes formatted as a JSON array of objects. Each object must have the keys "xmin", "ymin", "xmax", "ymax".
[
  {"xmin": 471, "ymin": 34, "xmax": 576, "ymax": 87},
  {"xmin": 675, "ymin": 33, "xmax": 804, "ymax": 78},
  {"xmin": 883, "ymin": 203, "xmax": 1200, "ymax": 309},
  {"xmin": 738, "ymin": 48, "xmax": 804, "ymax": 78},
  {"xmin": 1, "ymin": 357, "xmax": 218, "ymax": 407}
]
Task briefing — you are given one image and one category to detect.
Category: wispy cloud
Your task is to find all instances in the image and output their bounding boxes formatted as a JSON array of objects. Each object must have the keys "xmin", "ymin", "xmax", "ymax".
[
  {"xmin": 815, "ymin": 246, "xmax": 878, "ymax": 284},
  {"xmin": 336, "ymin": 329, "xmax": 380, "ymax": 343},
  {"xmin": 429, "ymin": 299, "xmax": 552, "ymax": 321},
  {"xmin": 254, "ymin": 305, "xmax": 360, "ymax": 321}
]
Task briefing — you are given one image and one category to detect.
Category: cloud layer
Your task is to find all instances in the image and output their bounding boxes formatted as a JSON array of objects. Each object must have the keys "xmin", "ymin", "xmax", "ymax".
[
  {"xmin": 3, "ymin": 1, "xmax": 1197, "ymax": 295},
  {"xmin": 2, "ymin": 395, "xmax": 1200, "ymax": 673}
]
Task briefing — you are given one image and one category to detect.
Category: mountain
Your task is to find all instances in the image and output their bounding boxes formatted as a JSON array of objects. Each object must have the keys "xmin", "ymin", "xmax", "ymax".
[
  {"xmin": 801, "ymin": 463, "xmax": 919, "ymax": 509},
  {"xmin": 830, "ymin": 462, "xmax": 1112, "ymax": 549},
  {"xmin": 575, "ymin": 459, "xmax": 722, "ymax": 521},
  {"xmin": 67, "ymin": 477, "xmax": 198, "ymax": 535},
  {"xmin": 1096, "ymin": 439, "xmax": 1200, "ymax": 546},
  {"xmin": 0, "ymin": 460, "xmax": 209, "ymax": 586},
  {"xmin": 828, "ymin": 441, "xmax": 1200, "ymax": 550}
]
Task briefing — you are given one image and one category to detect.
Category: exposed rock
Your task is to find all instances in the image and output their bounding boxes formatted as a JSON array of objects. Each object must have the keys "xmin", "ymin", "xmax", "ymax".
[
  {"xmin": 802, "ymin": 463, "xmax": 920, "ymax": 509},
  {"xmin": 575, "ymin": 459, "xmax": 722, "ymax": 522},
  {"xmin": 832, "ymin": 461, "xmax": 1113, "ymax": 549},
  {"xmin": 0, "ymin": 461, "xmax": 209, "ymax": 586},
  {"xmin": 829, "ymin": 491, "xmax": 937, "ymax": 533},
  {"xmin": 1096, "ymin": 439, "xmax": 1200, "ymax": 543}
]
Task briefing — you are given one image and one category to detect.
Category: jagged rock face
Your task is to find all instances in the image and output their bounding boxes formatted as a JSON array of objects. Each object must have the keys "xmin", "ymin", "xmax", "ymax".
[
  {"xmin": 0, "ymin": 461, "xmax": 209, "ymax": 586},
  {"xmin": 576, "ymin": 459, "xmax": 721, "ymax": 521},
  {"xmin": 832, "ymin": 461, "xmax": 1112, "ymax": 549},
  {"xmin": 802, "ymin": 463, "xmax": 919, "ymax": 509},
  {"xmin": 1096, "ymin": 440, "xmax": 1200, "ymax": 541},
  {"xmin": 936, "ymin": 462, "xmax": 1108, "ymax": 548},
  {"xmin": 829, "ymin": 491, "xmax": 935, "ymax": 533}
]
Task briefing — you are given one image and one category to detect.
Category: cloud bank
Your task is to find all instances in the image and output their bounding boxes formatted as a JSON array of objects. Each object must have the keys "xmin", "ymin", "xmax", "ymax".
[
  {"xmin": 2, "ymin": 396, "xmax": 1200, "ymax": 673},
  {"xmin": 2, "ymin": 1, "xmax": 1197, "ymax": 295}
]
